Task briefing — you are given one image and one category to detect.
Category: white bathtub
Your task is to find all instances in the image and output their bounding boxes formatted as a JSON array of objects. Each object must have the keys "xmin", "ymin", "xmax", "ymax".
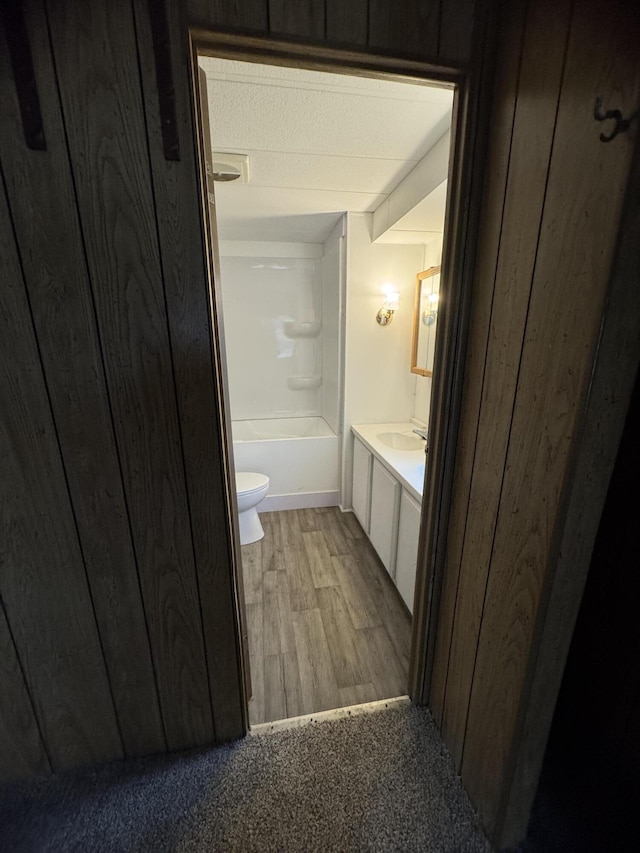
[{"xmin": 232, "ymin": 417, "xmax": 340, "ymax": 511}]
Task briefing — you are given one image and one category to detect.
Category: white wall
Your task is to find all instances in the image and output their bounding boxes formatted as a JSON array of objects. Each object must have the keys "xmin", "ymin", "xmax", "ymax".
[
  {"xmin": 219, "ymin": 244, "xmax": 323, "ymax": 420},
  {"xmin": 341, "ymin": 213, "xmax": 425, "ymax": 507},
  {"xmin": 412, "ymin": 235, "xmax": 443, "ymax": 426}
]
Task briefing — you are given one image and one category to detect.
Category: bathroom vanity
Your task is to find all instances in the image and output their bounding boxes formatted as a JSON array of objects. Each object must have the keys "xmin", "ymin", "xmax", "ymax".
[{"xmin": 350, "ymin": 423, "xmax": 426, "ymax": 614}]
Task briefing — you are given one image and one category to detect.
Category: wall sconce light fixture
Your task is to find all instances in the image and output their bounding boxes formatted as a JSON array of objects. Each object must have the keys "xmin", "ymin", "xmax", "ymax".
[
  {"xmin": 376, "ymin": 284, "xmax": 400, "ymax": 326},
  {"xmin": 422, "ymin": 292, "xmax": 439, "ymax": 326}
]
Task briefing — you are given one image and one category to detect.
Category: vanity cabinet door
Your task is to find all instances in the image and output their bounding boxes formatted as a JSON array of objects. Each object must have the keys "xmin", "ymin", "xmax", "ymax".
[
  {"xmin": 352, "ymin": 437, "xmax": 372, "ymax": 533},
  {"xmin": 370, "ymin": 459, "xmax": 401, "ymax": 578},
  {"xmin": 395, "ymin": 490, "xmax": 422, "ymax": 614}
]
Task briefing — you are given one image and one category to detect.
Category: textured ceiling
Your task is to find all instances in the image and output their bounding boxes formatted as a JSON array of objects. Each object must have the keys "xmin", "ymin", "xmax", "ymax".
[{"xmin": 199, "ymin": 57, "xmax": 453, "ymax": 243}]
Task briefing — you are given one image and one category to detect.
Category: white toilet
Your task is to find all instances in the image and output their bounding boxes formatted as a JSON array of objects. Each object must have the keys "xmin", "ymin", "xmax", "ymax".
[{"xmin": 235, "ymin": 472, "xmax": 269, "ymax": 545}]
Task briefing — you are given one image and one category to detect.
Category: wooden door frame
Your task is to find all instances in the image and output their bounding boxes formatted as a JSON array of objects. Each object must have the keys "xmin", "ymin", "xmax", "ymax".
[{"xmin": 187, "ymin": 25, "xmax": 494, "ymax": 723}]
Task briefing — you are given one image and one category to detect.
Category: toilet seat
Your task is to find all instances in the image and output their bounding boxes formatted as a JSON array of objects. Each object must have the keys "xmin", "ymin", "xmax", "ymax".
[{"xmin": 236, "ymin": 472, "xmax": 269, "ymax": 495}]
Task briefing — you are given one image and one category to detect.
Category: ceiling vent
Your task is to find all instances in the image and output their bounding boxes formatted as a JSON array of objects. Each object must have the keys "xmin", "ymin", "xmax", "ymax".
[{"xmin": 211, "ymin": 152, "xmax": 249, "ymax": 183}]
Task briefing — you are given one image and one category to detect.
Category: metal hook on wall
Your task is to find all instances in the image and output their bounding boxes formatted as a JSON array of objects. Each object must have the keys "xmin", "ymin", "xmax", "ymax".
[{"xmin": 594, "ymin": 97, "xmax": 639, "ymax": 143}]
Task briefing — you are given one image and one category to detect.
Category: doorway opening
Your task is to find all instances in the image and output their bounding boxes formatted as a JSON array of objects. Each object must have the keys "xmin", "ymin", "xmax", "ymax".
[{"xmin": 191, "ymin": 39, "xmax": 463, "ymax": 729}]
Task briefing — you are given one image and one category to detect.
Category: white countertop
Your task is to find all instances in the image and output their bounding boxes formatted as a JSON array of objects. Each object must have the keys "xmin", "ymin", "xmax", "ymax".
[{"xmin": 351, "ymin": 423, "xmax": 426, "ymax": 502}]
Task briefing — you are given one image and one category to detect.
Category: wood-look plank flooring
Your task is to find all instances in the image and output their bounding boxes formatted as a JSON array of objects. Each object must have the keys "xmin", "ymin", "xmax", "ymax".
[{"xmin": 242, "ymin": 507, "xmax": 411, "ymax": 725}]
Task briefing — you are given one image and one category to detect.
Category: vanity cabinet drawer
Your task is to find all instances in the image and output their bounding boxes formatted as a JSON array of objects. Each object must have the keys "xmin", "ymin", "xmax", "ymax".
[
  {"xmin": 352, "ymin": 437, "xmax": 372, "ymax": 533},
  {"xmin": 369, "ymin": 459, "xmax": 401, "ymax": 578}
]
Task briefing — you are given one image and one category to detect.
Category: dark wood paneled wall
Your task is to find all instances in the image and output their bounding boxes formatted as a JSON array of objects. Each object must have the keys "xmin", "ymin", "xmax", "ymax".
[
  {"xmin": 188, "ymin": 0, "xmax": 475, "ymax": 64},
  {"xmin": 0, "ymin": 0, "xmax": 243, "ymax": 782},
  {"xmin": 428, "ymin": 0, "xmax": 640, "ymax": 846},
  {"xmin": 1, "ymin": 0, "xmax": 164, "ymax": 760}
]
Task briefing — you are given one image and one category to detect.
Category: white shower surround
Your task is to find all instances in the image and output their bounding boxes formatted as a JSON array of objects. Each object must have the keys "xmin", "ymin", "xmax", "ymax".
[
  {"xmin": 219, "ymin": 249, "xmax": 324, "ymax": 422},
  {"xmin": 221, "ymin": 234, "xmax": 344, "ymax": 511},
  {"xmin": 232, "ymin": 417, "xmax": 340, "ymax": 511}
]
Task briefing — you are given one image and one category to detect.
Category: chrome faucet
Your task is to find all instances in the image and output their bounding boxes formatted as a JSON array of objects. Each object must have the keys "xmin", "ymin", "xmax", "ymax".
[{"xmin": 412, "ymin": 428, "xmax": 429, "ymax": 453}]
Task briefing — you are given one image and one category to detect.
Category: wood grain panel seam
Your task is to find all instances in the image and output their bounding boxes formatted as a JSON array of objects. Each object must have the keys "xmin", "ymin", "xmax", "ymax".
[
  {"xmin": 423, "ymin": 8, "xmax": 491, "ymax": 732},
  {"xmin": 0, "ymin": 162, "xmax": 125, "ymax": 757},
  {"xmin": 445, "ymin": 8, "xmax": 531, "ymax": 746},
  {"xmin": 145, "ymin": 0, "xmax": 180, "ymax": 161},
  {"xmin": 496, "ymin": 384, "xmax": 589, "ymax": 840},
  {"xmin": 442, "ymin": 2, "xmax": 529, "ymax": 740},
  {"xmin": 130, "ymin": 0, "xmax": 216, "ymax": 740},
  {"xmin": 436, "ymin": 0, "xmax": 528, "ymax": 732},
  {"xmin": 458, "ymin": 0, "xmax": 576, "ymax": 773},
  {"xmin": 0, "ymin": 592, "xmax": 53, "ymax": 773},
  {"xmin": 40, "ymin": 1, "xmax": 169, "ymax": 754}
]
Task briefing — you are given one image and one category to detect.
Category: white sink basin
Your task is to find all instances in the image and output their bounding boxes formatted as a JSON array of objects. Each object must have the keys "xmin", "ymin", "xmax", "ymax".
[{"xmin": 377, "ymin": 431, "xmax": 424, "ymax": 451}]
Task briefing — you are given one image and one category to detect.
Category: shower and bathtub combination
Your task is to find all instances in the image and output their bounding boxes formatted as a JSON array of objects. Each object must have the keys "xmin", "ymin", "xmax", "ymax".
[
  {"xmin": 219, "ymin": 221, "xmax": 345, "ymax": 529},
  {"xmin": 232, "ymin": 416, "xmax": 340, "ymax": 511}
]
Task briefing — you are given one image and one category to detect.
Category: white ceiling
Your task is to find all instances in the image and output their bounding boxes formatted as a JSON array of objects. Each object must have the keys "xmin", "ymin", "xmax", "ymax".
[{"xmin": 198, "ymin": 57, "xmax": 454, "ymax": 243}]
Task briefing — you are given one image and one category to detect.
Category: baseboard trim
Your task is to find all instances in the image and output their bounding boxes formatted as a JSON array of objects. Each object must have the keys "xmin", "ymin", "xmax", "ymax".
[{"xmin": 261, "ymin": 491, "xmax": 339, "ymax": 511}]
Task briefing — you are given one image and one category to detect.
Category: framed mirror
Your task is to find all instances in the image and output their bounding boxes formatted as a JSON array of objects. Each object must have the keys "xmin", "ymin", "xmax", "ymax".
[{"xmin": 411, "ymin": 265, "xmax": 441, "ymax": 377}]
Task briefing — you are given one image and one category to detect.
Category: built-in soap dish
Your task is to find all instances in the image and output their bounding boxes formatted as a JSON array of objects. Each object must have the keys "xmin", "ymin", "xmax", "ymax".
[
  {"xmin": 287, "ymin": 375, "xmax": 322, "ymax": 390},
  {"xmin": 283, "ymin": 320, "xmax": 321, "ymax": 338}
]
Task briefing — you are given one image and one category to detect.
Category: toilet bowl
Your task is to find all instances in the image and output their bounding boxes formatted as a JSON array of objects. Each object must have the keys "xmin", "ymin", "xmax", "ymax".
[{"xmin": 235, "ymin": 472, "xmax": 269, "ymax": 545}]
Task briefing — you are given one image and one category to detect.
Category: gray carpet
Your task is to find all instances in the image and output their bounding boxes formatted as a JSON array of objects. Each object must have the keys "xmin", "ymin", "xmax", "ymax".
[{"xmin": 0, "ymin": 705, "xmax": 492, "ymax": 852}]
